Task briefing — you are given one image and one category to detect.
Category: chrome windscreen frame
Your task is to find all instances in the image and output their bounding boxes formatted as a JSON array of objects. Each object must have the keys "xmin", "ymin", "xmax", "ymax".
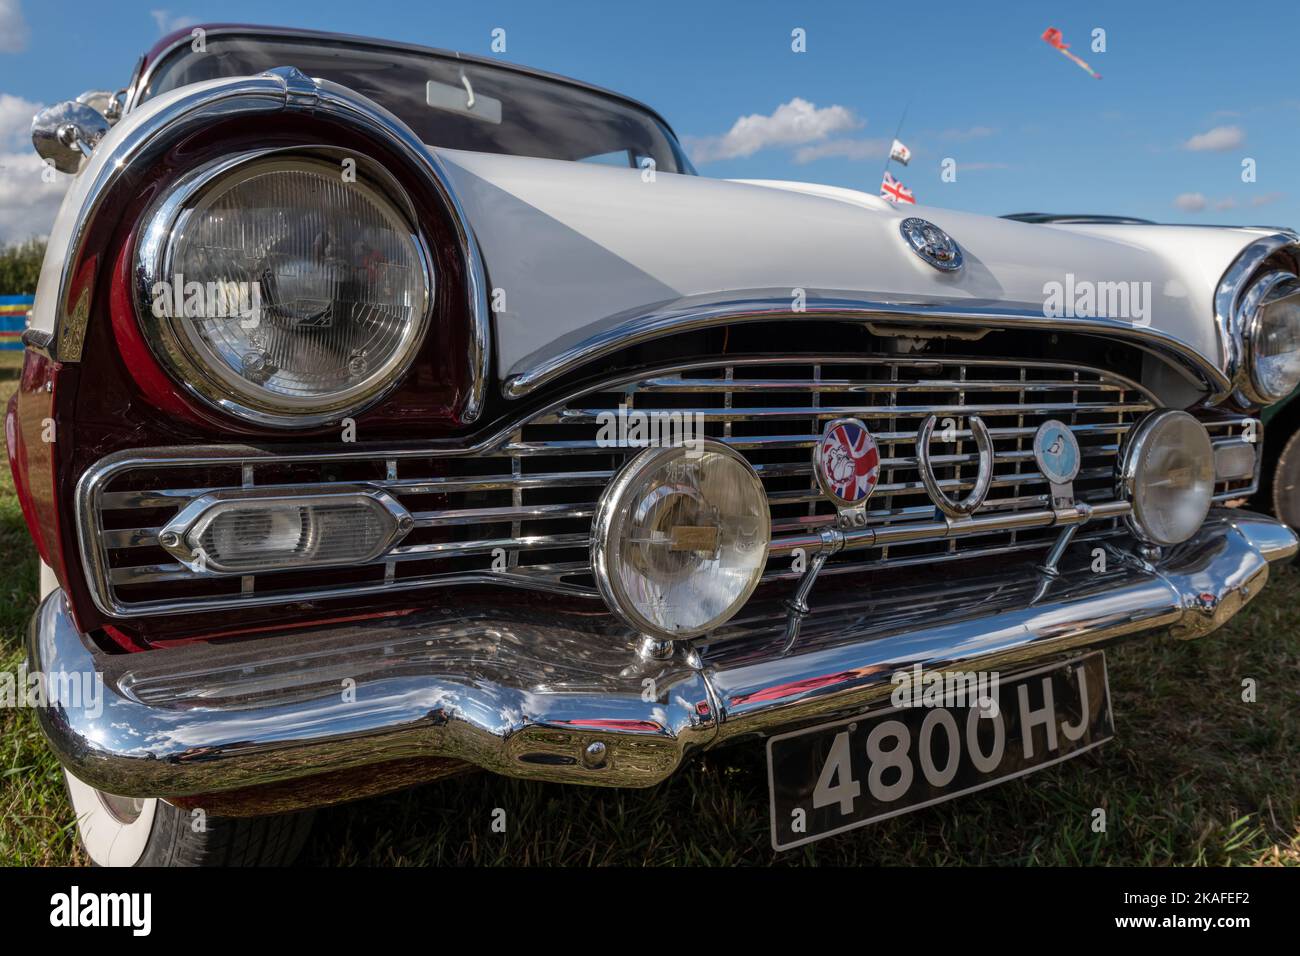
[{"xmin": 41, "ymin": 66, "xmax": 492, "ymax": 423}]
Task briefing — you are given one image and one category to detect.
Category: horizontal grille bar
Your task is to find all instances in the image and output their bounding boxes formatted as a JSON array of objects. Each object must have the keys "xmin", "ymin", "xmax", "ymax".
[
  {"xmin": 633, "ymin": 377, "xmax": 1129, "ymax": 393},
  {"xmin": 545, "ymin": 400, "xmax": 1148, "ymax": 423}
]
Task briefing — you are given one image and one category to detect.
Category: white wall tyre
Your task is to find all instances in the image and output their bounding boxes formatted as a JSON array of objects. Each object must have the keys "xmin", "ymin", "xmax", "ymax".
[
  {"xmin": 65, "ymin": 770, "xmax": 158, "ymax": 866},
  {"xmin": 63, "ymin": 769, "xmax": 315, "ymax": 867}
]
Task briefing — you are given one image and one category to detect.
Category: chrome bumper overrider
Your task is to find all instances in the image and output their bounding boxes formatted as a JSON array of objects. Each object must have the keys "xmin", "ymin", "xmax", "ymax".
[{"xmin": 29, "ymin": 510, "xmax": 1296, "ymax": 799}]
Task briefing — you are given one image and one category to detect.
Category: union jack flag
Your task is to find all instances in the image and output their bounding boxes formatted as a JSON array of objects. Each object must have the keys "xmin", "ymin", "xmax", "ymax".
[
  {"xmin": 880, "ymin": 171, "xmax": 916, "ymax": 205},
  {"xmin": 817, "ymin": 421, "xmax": 880, "ymax": 503}
]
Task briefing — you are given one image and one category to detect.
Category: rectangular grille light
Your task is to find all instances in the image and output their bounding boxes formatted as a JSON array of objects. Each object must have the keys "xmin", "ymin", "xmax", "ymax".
[{"xmin": 156, "ymin": 486, "xmax": 413, "ymax": 575}]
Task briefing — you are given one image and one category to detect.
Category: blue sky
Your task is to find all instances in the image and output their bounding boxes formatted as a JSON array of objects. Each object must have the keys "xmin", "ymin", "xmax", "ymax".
[{"xmin": 1, "ymin": 0, "xmax": 1297, "ymax": 241}]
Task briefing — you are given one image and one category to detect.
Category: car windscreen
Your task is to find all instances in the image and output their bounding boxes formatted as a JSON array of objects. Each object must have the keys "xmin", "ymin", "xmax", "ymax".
[{"xmin": 137, "ymin": 35, "xmax": 695, "ymax": 174}]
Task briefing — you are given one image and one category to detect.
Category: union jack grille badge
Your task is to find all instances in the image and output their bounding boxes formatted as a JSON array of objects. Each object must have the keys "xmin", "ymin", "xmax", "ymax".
[{"xmin": 814, "ymin": 418, "xmax": 881, "ymax": 508}]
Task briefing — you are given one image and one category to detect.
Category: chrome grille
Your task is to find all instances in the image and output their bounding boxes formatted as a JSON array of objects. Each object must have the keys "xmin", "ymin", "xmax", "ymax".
[{"xmin": 81, "ymin": 355, "xmax": 1236, "ymax": 618}]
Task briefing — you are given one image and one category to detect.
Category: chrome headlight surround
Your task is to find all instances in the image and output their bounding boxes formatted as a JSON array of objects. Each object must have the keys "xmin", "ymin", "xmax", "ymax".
[
  {"xmin": 1239, "ymin": 270, "xmax": 1300, "ymax": 405},
  {"xmin": 591, "ymin": 440, "xmax": 771, "ymax": 639},
  {"xmin": 134, "ymin": 148, "xmax": 435, "ymax": 428},
  {"xmin": 1118, "ymin": 409, "xmax": 1215, "ymax": 547}
]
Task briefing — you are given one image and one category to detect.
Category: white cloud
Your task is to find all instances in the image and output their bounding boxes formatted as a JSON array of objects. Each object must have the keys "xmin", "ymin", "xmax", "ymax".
[
  {"xmin": 0, "ymin": 92, "xmax": 41, "ymax": 150},
  {"xmin": 1182, "ymin": 125, "xmax": 1244, "ymax": 152},
  {"xmin": 793, "ymin": 138, "xmax": 887, "ymax": 164},
  {"xmin": 1250, "ymin": 192, "xmax": 1284, "ymax": 208},
  {"xmin": 1214, "ymin": 197, "xmax": 1238, "ymax": 210},
  {"xmin": 0, "ymin": 0, "xmax": 29, "ymax": 54},
  {"xmin": 150, "ymin": 9, "xmax": 199, "ymax": 35},
  {"xmin": 1173, "ymin": 192, "xmax": 1207, "ymax": 212},
  {"xmin": 687, "ymin": 98, "xmax": 860, "ymax": 164},
  {"xmin": 0, "ymin": 94, "xmax": 70, "ymax": 243},
  {"xmin": 0, "ymin": 150, "xmax": 71, "ymax": 242}
]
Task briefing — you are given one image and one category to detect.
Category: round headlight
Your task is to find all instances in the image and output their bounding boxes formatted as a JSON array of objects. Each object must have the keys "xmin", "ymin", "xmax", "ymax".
[
  {"xmin": 1243, "ymin": 272, "xmax": 1300, "ymax": 403},
  {"xmin": 592, "ymin": 441, "xmax": 770, "ymax": 639},
  {"xmin": 137, "ymin": 154, "xmax": 432, "ymax": 426},
  {"xmin": 1119, "ymin": 410, "xmax": 1214, "ymax": 547}
]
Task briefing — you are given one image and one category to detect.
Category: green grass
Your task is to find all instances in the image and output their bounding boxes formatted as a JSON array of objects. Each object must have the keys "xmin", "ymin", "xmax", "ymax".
[
  {"xmin": 0, "ymin": 346, "xmax": 1296, "ymax": 865},
  {"xmin": 0, "ymin": 351, "xmax": 83, "ymax": 865}
]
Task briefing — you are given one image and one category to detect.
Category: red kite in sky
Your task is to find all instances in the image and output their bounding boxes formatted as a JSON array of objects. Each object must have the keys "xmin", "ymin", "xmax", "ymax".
[{"xmin": 1042, "ymin": 27, "xmax": 1102, "ymax": 79}]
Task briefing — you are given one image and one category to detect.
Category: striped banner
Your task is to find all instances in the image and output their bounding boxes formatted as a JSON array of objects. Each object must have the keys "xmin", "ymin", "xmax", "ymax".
[{"xmin": 0, "ymin": 294, "xmax": 33, "ymax": 350}]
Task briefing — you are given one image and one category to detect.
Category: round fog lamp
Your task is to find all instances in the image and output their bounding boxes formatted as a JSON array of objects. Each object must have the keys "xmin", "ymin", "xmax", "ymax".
[
  {"xmin": 592, "ymin": 441, "xmax": 770, "ymax": 638},
  {"xmin": 1119, "ymin": 410, "xmax": 1214, "ymax": 547}
]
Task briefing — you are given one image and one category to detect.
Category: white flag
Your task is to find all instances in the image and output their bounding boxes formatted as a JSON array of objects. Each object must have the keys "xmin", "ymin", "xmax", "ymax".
[{"xmin": 890, "ymin": 138, "xmax": 912, "ymax": 165}]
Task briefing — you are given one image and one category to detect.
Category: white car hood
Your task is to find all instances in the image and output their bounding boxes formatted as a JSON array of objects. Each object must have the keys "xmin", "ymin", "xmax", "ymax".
[{"xmin": 434, "ymin": 147, "xmax": 1272, "ymax": 392}]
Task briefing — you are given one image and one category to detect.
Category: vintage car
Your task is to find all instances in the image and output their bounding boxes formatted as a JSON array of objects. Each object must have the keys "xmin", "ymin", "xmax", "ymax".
[{"xmin": 10, "ymin": 24, "xmax": 1300, "ymax": 866}]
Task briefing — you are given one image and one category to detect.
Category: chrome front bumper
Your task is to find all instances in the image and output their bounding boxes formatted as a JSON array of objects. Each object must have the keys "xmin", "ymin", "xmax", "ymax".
[{"xmin": 29, "ymin": 510, "xmax": 1296, "ymax": 801}]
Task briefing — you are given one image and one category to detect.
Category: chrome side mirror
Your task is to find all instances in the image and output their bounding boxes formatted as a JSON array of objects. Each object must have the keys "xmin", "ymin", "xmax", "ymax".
[
  {"xmin": 31, "ymin": 100, "xmax": 111, "ymax": 174},
  {"xmin": 76, "ymin": 89, "xmax": 124, "ymax": 124}
]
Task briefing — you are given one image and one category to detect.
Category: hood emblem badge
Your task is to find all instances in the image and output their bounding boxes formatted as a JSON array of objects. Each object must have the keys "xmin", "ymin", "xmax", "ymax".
[
  {"xmin": 814, "ymin": 418, "xmax": 880, "ymax": 527},
  {"xmin": 900, "ymin": 217, "xmax": 963, "ymax": 272}
]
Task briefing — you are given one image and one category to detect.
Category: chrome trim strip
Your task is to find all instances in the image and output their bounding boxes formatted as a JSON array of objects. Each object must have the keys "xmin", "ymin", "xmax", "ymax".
[
  {"xmin": 501, "ymin": 294, "xmax": 1231, "ymax": 400},
  {"xmin": 49, "ymin": 68, "xmax": 492, "ymax": 423},
  {"xmin": 29, "ymin": 511, "xmax": 1296, "ymax": 796},
  {"xmin": 550, "ymin": 400, "xmax": 1148, "ymax": 422}
]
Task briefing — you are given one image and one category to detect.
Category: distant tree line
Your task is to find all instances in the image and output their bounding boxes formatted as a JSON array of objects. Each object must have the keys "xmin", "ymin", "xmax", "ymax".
[{"xmin": 0, "ymin": 239, "xmax": 46, "ymax": 296}]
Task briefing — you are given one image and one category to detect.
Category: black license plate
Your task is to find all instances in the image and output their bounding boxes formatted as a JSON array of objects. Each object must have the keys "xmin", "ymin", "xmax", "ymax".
[{"xmin": 767, "ymin": 652, "xmax": 1113, "ymax": 850}]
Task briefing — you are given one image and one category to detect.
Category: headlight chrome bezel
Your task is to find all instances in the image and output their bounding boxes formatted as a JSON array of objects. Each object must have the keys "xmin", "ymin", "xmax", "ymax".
[
  {"xmin": 1118, "ymin": 409, "xmax": 1215, "ymax": 547},
  {"xmin": 1239, "ymin": 269, "xmax": 1300, "ymax": 405},
  {"xmin": 133, "ymin": 148, "xmax": 435, "ymax": 429}
]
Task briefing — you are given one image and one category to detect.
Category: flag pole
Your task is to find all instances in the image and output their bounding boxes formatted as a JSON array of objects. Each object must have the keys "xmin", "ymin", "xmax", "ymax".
[{"xmin": 881, "ymin": 98, "xmax": 913, "ymax": 182}]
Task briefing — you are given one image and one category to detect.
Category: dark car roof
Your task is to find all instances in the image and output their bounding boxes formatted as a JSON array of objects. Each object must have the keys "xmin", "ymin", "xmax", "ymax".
[{"xmin": 133, "ymin": 23, "xmax": 684, "ymax": 140}]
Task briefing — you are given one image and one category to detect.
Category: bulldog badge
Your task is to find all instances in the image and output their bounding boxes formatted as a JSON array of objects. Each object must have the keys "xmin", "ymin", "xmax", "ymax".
[{"xmin": 814, "ymin": 418, "xmax": 880, "ymax": 525}]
